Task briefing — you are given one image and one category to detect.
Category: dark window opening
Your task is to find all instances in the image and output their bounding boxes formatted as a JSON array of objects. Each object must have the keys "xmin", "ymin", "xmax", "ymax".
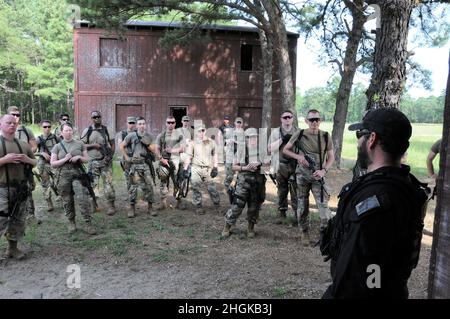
[
  {"xmin": 170, "ymin": 106, "xmax": 188, "ymax": 128},
  {"xmin": 100, "ymin": 38, "xmax": 127, "ymax": 67},
  {"xmin": 241, "ymin": 44, "xmax": 253, "ymax": 71}
]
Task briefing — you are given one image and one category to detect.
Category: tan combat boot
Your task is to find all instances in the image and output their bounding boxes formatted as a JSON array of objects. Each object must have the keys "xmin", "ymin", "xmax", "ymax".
[
  {"xmin": 158, "ymin": 198, "xmax": 167, "ymax": 211},
  {"xmin": 128, "ymin": 204, "xmax": 136, "ymax": 218},
  {"xmin": 222, "ymin": 224, "xmax": 232, "ymax": 237},
  {"xmin": 149, "ymin": 203, "xmax": 158, "ymax": 216},
  {"xmin": 6, "ymin": 240, "xmax": 26, "ymax": 260},
  {"xmin": 84, "ymin": 222, "xmax": 97, "ymax": 235},
  {"xmin": 68, "ymin": 219, "xmax": 77, "ymax": 234},
  {"xmin": 46, "ymin": 199, "xmax": 54, "ymax": 212},
  {"xmin": 106, "ymin": 201, "xmax": 116, "ymax": 216},
  {"xmin": 301, "ymin": 230, "xmax": 311, "ymax": 247},
  {"xmin": 247, "ymin": 222, "xmax": 256, "ymax": 238}
]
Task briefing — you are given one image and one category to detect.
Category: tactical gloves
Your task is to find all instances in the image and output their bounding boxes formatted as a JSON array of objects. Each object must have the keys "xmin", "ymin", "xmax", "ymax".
[{"xmin": 210, "ymin": 167, "xmax": 218, "ymax": 178}]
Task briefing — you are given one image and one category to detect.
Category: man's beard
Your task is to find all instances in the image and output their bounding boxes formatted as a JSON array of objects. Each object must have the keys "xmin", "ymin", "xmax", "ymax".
[{"xmin": 357, "ymin": 138, "xmax": 371, "ymax": 169}]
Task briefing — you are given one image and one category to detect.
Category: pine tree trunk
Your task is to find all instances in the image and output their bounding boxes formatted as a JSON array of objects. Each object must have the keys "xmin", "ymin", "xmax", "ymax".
[
  {"xmin": 262, "ymin": 0, "xmax": 297, "ymax": 126},
  {"xmin": 365, "ymin": 0, "xmax": 415, "ymax": 110},
  {"xmin": 332, "ymin": 0, "xmax": 367, "ymax": 168},
  {"xmin": 428, "ymin": 51, "xmax": 450, "ymax": 299},
  {"xmin": 259, "ymin": 30, "xmax": 273, "ymax": 129}
]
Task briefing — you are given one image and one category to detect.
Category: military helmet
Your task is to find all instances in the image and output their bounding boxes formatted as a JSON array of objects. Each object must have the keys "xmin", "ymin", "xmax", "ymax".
[{"xmin": 158, "ymin": 165, "xmax": 170, "ymax": 179}]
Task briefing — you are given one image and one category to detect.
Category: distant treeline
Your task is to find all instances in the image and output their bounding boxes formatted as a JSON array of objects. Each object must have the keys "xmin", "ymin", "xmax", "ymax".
[{"xmin": 296, "ymin": 78, "xmax": 445, "ymax": 123}]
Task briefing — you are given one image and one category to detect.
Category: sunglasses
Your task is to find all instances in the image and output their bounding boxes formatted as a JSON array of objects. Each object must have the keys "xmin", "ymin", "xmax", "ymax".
[
  {"xmin": 11, "ymin": 113, "xmax": 21, "ymax": 117},
  {"xmin": 356, "ymin": 130, "xmax": 372, "ymax": 139},
  {"xmin": 182, "ymin": 120, "xmax": 190, "ymax": 122},
  {"xmin": 128, "ymin": 122, "xmax": 136, "ymax": 125},
  {"xmin": 282, "ymin": 116, "xmax": 293, "ymax": 120},
  {"xmin": 92, "ymin": 116, "xmax": 101, "ymax": 119},
  {"xmin": 167, "ymin": 121, "xmax": 176, "ymax": 124},
  {"xmin": 198, "ymin": 129, "xmax": 205, "ymax": 132},
  {"xmin": 61, "ymin": 118, "xmax": 69, "ymax": 121},
  {"xmin": 235, "ymin": 121, "xmax": 242, "ymax": 124},
  {"xmin": 43, "ymin": 126, "xmax": 51, "ymax": 129},
  {"xmin": 308, "ymin": 118, "xmax": 320, "ymax": 123}
]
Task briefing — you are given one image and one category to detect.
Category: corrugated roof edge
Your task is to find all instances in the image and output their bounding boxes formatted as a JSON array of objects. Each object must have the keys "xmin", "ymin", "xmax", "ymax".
[{"xmin": 77, "ymin": 20, "xmax": 299, "ymax": 38}]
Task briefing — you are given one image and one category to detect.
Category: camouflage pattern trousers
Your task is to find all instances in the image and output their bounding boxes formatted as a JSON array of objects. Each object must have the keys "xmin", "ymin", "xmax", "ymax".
[
  {"xmin": 191, "ymin": 164, "xmax": 220, "ymax": 207},
  {"xmin": 25, "ymin": 178, "xmax": 35, "ymax": 216},
  {"xmin": 224, "ymin": 163, "xmax": 235, "ymax": 189},
  {"xmin": 225, "ymin": 173, "xmax": 266, "ymax": 225},
  {"xmin": 37, "ymin": 160, "xmax": 55, "ymax": 201},
  {"xmin": 120, "ymin": 160, "xmax": 131, "ymax": 191},
  {"xmin": 276, "ymin": 162, "xmax": 298, "ymax": 216},
  {"xmin": 89, "ymin": 159, "xmax": 115, "ymax": 203},
  {"xmin": 296, "ymin": 173, "xmax": 332, "ymax": 231},
  {"xmin": 0, "ymin": 186, "xmax": 28, "ymax": 241},
  {"xmin": 158, "ymin": 157, "xmax": 180, "ymax": 200},
  {"xmin": 128, "ymin": 163, "xmax": 155, "ymax": 205},
  {"xmin": 57, "ymin": 166, "xmax": 92, "ymax": 222}
]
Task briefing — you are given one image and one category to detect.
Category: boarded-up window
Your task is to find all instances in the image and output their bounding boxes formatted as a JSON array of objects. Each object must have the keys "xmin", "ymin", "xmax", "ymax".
[
  {"xmin": 100, "ymin": 38, "xmax": 127, "ymax": 67},
  {"xmin": 241, "ymin": 44, "xmax": 253, "ymax": 71}
]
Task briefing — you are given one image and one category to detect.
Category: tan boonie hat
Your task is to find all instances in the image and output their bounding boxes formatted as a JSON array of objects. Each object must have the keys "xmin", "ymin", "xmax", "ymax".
[
  {"xmin": 182, "ymin": 115, "xmax": 190, "ymax": 121},
  {"xmin": 127, "ymin": 116, "xmax": 136, "ymax": 123}
]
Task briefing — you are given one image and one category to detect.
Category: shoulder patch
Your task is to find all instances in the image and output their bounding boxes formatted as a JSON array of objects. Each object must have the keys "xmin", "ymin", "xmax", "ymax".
[{"xmin": 355, "ymin": 195, "xmax": 380, "ymax": 216}]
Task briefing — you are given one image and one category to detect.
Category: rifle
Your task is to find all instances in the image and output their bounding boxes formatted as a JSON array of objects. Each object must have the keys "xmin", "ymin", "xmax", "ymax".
[
  {"xmin": 140, "ymin": 152, "xmax": 156, "ymax": 186},
  {"xmin": 268, "ymin": 173, "xmax": 277, "ymax": 186},
  {"xmin": 0, "ymin": 181, "xmax": 30, "ymax": 218},
  {"xmin": 167, "ymin": 160, "xmax": 179, "ymax": 195},
  {"xmin": 75, "ymin": 162, "xmax": 98, "ymax": 210},
  {"xmin": 34, "ymin": 155, "xmax": 59, "ymax": 196},
  {"xmin": 100, "ymin": 144, "xmax": 114, "ymax": 165},
  {"xmin": 175, "ymin": 166, "xmax": 190, "ymax": 198}
]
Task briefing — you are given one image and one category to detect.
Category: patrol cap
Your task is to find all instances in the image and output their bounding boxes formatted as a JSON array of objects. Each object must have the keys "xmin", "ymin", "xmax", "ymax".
[
  {"xmin": 195, "ymin": 124, "xmax": 206, "ymax": 131},
  {"xmin": 182, "ymin": 115, "xmax": 190, "ymax": 121},
  {"xmin": 245, "ymin": 128, "xmax": 258, "ymax": 137},
  {"xmin": 235, "ymin": 117, "xmax": 244, "ymax": 124},
  {"xmin": 223, "ymin": 115, "xmax": 230, "ymax": 120},
  {"xmin": 127, "ymin": 116, "xmax": 136, "ymax": 123},
  {"xmin": 348, "ymin": 108, "xmax": 412, "ymax": 142},
  {"xmin": 91, "ymin": 111, "xmax": 101, "ymax": 118}
]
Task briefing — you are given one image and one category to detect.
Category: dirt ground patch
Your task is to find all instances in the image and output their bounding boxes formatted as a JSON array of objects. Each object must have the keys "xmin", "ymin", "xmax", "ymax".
[{"xmin": 0, "ymin": 166, "xmax": 434, "ymax": 299}]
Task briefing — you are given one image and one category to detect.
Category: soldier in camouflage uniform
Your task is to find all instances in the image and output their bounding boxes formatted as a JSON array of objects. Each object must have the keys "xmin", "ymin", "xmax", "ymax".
[
  {"xmin": 0, "ymin": 114, "xmax": 37, "ymax": 259},
  {"xmin": 36, "ymin": 120, "xmax": 60, "ymax": 211},
  {"xmin": 155, "ymin": 115, "xmax": 185, "ymax": 210},
  {"xmin": 222, "ymin": 129, "xmax": 266, "ymax": 238},
  {"xmin": 54, "ymin": 113, "xmax": 79, "ymax": 140},
  {"xmin": 283, "ymin": 109, "xmax": 335, "ymax": 246},
  {"xmin": 183, "ymin": 124, "xmax": 220, "ymax": 214},
  {"xmin": 7, "ymin": 106, "xmax": 39, "ymax": 223},
  {"xmin": 119, "ymin": 117, "xmax": 156, "ymax": 218},
  {"xmin": 81, "ymin": 111, "xmax": 116, "ymax": 215},
  {"xmin": 223, "ymin": 117, "xmax": 245, "ymax": 191},
  {"xmin": 51, "ymin": 123, "xmax": 96, "ymax": 235},
  {"xmin": 117, "ymin": 116, "xmax": 137, "ymax": 191}
]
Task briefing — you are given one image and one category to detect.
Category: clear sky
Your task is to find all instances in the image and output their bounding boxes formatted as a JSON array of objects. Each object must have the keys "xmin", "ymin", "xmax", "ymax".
[{"xmin": 296, "ymin": 39, "xmax": 450, "ymax": 98}]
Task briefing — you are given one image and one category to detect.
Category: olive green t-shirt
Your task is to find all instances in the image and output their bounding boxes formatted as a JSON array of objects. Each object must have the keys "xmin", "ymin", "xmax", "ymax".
[
  {"xmin": 81, "ymin": 125, "xmax": 114, "ymax": 160},
  {"xmin": 0, "ymin": 137, "xmax": 35, "ymax": 184},
  {"xmin": 51, "ymin": 139, "xmax": 85, "ymax": 160},
  {"xmin": 15, "ymin": 125, "xmax": 35, "ymax": 144},
  {"xmin": 288, "ymin": 129, "xmax": 333, "ymax": 173},
  {"xmin": 269, "ymin": 126, "xmax": 299, "ymax": 164},
  {"xmin": 156, "ymin": 130, "xmax": 184, "ymax": 159},
  {"xmin": 431, "ymin": 139, "xmax": 442, "ymax": 154},
  {"xmin": 123, "ymin": 132, "xmax": 155, "ymax": 159}
]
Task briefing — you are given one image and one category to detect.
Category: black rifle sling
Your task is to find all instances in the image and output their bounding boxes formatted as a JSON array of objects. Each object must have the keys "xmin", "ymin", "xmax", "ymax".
[
  {"xmin": 18, "ymin": 126, "xmax": 30, "ymax": 143},
  {"xmin": 0, "ymin": 136, "xmax": 11, "ymax": 215},
  {"xmin": 59, "ymin": 141, "xmax": 69, "ymax": 156}
]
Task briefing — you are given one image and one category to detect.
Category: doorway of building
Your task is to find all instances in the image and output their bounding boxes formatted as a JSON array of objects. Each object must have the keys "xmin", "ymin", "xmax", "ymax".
[{"xmin": 169, "ymin": 106, "xmax": 188, "ymax": 128}]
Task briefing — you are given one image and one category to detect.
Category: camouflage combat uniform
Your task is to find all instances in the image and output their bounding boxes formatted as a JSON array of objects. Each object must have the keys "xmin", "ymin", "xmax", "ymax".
[
  {"xmin": 187, "ymin": 137, "xmax": 220, "ymax": 208},
  {"xmin": 223, "ymin": 126, "xmax": 240, "ymax": 189},
  {"xmin": 122, "ymin": 132, "xmax": 155, "ymax": 206},
  {"xmin": 51, "ymin": 140, "xmax": 92, "ymax": 223},
  {"xmin": 0, "ymin": 136, "xmax": 34, "ymax": 242},
  {"xmin": 118, "ymin": 128, "xmax": 136, "ymax": 191},
  {"xmin": 156, "ymin": 130, "xmax": 184, "ymax": 201},
  {"xmin": 15, "ymin": 125, "xmax": 36, "ymax": 218},
  {"xmin": 269, "ymin": 126, "xmax": 300, "ymax": 218},
  {"xmin": 36, "ymin": 133, "xmax": 59, "ymax": 206},
  {"xmin": 224, "ymin": 147, "xmax": 266, "ymax": 227},
  {"xmin": 81, "ymin": 125, "xmax": 116, "ymax": 206},
  {"xmin": 288, "ymin": 129, "xmax": 333, "ymax": 231}
]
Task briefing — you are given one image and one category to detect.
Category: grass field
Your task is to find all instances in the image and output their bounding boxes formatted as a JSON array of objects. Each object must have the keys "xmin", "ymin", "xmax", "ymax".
[
  {"xmin": 28, "ymin": 121, "xmax": 443, "ymax": 178},
  {"xmin": 320, "ymin": 122, "xmax": 443, "ymax": 177}
]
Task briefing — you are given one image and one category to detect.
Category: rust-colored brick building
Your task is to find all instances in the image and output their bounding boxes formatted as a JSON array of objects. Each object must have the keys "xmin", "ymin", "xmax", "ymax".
[{"xmin": 74, "ymin": 21, "xmax": 298, "ymax": 135}]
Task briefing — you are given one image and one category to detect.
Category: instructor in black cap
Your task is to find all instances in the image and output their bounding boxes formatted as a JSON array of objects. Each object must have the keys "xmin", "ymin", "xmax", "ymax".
[{"xmin": 321, "ymin": 108, "xmax": 430, "ymax": 299}]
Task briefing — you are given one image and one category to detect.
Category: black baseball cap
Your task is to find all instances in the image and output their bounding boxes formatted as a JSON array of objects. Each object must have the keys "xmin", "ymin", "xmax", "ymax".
[{"xmin": 348, "ymin": 108, "xmax": 412, "ymax": 142}]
